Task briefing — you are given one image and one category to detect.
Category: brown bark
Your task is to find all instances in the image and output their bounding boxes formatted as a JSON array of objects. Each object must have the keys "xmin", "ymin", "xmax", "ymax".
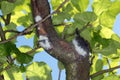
[{"xmin": 31, "ymin": 0, "xmax": 90, "ymax": 80}]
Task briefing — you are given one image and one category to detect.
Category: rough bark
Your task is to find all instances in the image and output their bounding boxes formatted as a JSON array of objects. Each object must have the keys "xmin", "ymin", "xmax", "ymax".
[{"xmin": 31, "ymin": 0, "xmax": 90, "ymax": 80}]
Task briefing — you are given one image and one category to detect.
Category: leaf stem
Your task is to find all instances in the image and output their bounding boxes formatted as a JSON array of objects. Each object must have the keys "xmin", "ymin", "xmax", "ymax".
[{"xmin": 90, "ymin": 65, "xmax": 120, "ymax": 78}]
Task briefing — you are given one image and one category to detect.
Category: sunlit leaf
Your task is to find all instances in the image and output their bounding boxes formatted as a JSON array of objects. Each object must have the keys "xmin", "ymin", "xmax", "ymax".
[
  {"xmin": 55, "ymin": 25, "xmax": 64, "ymax": 36},
  {"xmin": 108, "ymin": 1, "xmax": 120, "ymax": 16},
  {"xmin": 92, "ymin": 0, "xmax": 111, "ymax": 16},
  {"xmin": 50, "ymin": 0, "xmax": 64, "ymax": 10},
  {"xmin": 11, "ymin": 11, "xmax": 25, "ymax": 25},
  {"xmin": 111, "ymin": 34, "xmax": 120, "ymax": 43},
  {"xmin": 26, "ymin": 62, "xmax": 52, "ymax": 80},
  {"xmin": 100, "ymin": 27, "xmax": 114, "ymax": 39},
  {"xmin": 99, "ymin": 11, "xmax": 116, "ymax": 28},
  {"xmin": 25, "ymin": 32, "xmax": 35, "ymax": 39},
  {"xmin": 19, "ymin": 45, "xmax": 32, "ymax": 53},
  {"xmin": 3, "ymin": 65, "xmax": 23, "ymax": 80}
]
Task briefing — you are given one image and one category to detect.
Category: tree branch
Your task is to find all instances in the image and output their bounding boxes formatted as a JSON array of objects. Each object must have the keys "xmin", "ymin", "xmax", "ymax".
[{"xmin": 90, "ymin": 65, "xmax": 120, "ymax": 78}]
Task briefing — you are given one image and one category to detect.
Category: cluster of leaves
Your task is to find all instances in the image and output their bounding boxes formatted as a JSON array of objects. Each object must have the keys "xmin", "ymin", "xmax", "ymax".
[
  {"xmin": 0, "ymin": 0, "xmax": 50, "ymax": 80},
  {"xmin": 51, "ymin": 0, "xmax": 120, "ymax": 80}
]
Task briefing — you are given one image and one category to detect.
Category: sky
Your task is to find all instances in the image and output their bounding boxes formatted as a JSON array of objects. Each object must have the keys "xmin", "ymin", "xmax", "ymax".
[{"xmin": 1, "ymin": 0, "xmax": 120, "ymax": 80}]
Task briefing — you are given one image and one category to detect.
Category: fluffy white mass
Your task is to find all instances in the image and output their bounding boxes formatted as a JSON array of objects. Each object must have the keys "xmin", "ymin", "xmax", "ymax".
[
  {"xmin": 35, "ymin": 15, "xmax": 42, "ymax": 22},
  {"xmin": 39, "ymin": 35, "xmax": 52, "ymax": 50},
  {"xmin": 72, "ymin": 39, "xmax": 87, "ymax": 57}
]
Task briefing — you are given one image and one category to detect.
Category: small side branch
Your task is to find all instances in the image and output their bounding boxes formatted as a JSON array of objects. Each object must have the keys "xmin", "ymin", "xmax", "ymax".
[{"xmin": 90, "ymin": 65, "xmax": 120, "ymax": 78}]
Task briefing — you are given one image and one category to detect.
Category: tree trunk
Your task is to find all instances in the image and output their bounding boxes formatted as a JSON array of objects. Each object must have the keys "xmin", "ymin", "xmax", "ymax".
[{"xmin": 31, "ymin": 0, "xmax": 90, "ymax": 80}]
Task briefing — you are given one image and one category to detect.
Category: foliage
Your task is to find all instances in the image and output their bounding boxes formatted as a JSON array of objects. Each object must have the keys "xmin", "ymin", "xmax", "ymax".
[{"xmin": 0, "ymin": 0, "xmax": 120, "ymax": 80}]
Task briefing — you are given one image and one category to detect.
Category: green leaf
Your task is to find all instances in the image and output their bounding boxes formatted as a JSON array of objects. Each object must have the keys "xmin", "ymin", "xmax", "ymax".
[
  {"xmin": 81, "ymin": 29, "xmax": 91, "ymax": 42},
  {"xmin": 16, "ymin": 53, "xmax": 33, "ymax": 64},
  {"xmin": 51, "ymin": 0, "xmax": 64, "ymax": 10},
  {"xmin": 1, "ymin": 1, "xmax": 15, "ymax": 15},
  {"xmin": 100, "ymin": 27, "xmax": 114, "ymax": 38},
  {"xmin": 0, "ymin": 43, "xmax": 7, "ymax": 56},
  {"xmin": 20, "ymin": 64, "xmax": 26, "ymax": 72},
  {"xmin": 52, "ymin": 12, "xmax": 71, "ymax": 25},
  {"xmin": 58, "ymin": 61, "xmax": 64, "ymax": 70},
  {"xmin": 5, "ymin": 22, "xmax": 17, "ymax": 30},
  {"xmin": 71, "ymin": 0, "xmax": 89, "ymax": 12},
  {"xmin": 92, "ymin": 0, "xmax": 111, "ymax": 16},
  {"xmin": 14, "ymin": 0, "xmax": 24, "ymax": 5},
  {"xmin": 92, "ymin": 75, "xmax": 104, "ymax": 80},
  {"xmin": 17, "ymin": 13, "xmax": 33, "ymax": 27},
  {"xmin": 111, "ymin": 34, "xmax": 120, "ymax": 43},
  {"xmin": 25, "ymin": 32, "xmax": 35, "ymax": 39},
  {"xmin": 0, "ymin": 42, "xmax": 16, "ymax": 56},
  {"xmin": 55, "ymin": 25, "xmax": 64, "ymax": 35},
  {"xmin": 99, "ymin": 12, "xmax": 116, "ymax": 29},
  {"xmin": 100, "ymin": 40, "xmax": 120, "ymax": 56},
  {"xmin": 3, "ymin": 65, "xmax": 23, "ymax": 80},
  {"xmin": 74, "ymin": 12, "xmax": 97, "ymax": 26},
  {"xmin": 95, "ymin": 59, "xmax": 103, "ymax": 71},
  {"xmin": 108, "ymin": 1, "xmax": 120, "ymax": 16},
  {"xmin": 26, "ymin": 62, "xmax": 52, "ymax": 80},
  {"xmin": 102, "ymin": 75, "xmax": 120, "ymax": 80},
  {"xmin": 63, "ymin": 3, "xmax": 73, "ymax": 13},
  {"xmin": 19, "ymin": 45, "xmax": 32, "ymax": 53}
]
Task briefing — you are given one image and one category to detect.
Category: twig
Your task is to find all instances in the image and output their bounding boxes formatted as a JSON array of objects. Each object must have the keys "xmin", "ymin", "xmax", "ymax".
[
  {"xmin": 54, "ymin": 23, "xmax": 66, "ymax": 27},
  {"xmin": 26, "ymin": 47, "xmax": 40, "ymax": 54},
  {"xmin": 54, "ymin": 0, "xmax": 69, "ymax": 13},
  {"xmin": 0, "ymin": 23, "xmax": 6, "ymax": 41},
  {"xmin": 90, "ymin": 55, "xmax": 95, "ymax": 66},
  {"xmin": 106, "ymin": 58, "xmax": 114, "ymax": 74},
  {"xmin": 79, "ymin": 22, "xmax": 91, "ymax": 32},
  {"xmin": 4, "ymin": 30, "xmax": 33, "ymax": 35},
  {"xmin": 58, "ymin": 70, "xmax": 61, "ymax": 80},
  {"xmin": 0, "ymin": 16, "xmax": 6, "ymax": 22},
  {"xmin": 106, "ymin": 58, "xmax": 111, "ymax": 69},
  {"xmin": 0, "ymin": 13, "xmax": 11, "ymax": 25},
  {"xmin": 90, "ymin": 65, "xmax": 120, "ymax": 78},
  {"xmin": 0, "ymin": 0, "xmax": 69, "ymax": 44},
  {"xmin": 5, "ymin": 13, "xmax": 11, "ymax": 25}
]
